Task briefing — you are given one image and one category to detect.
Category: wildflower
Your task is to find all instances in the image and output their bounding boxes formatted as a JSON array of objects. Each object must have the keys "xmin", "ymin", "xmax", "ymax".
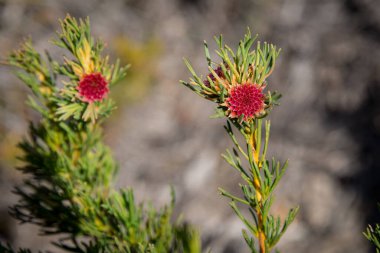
[
  {"xmin": 77, "ymin": 73, "xmax": 109, "ymax": 102},
  {"xmin": 226, "ymin": 83, "xmax": 265, "ymax": 120}
]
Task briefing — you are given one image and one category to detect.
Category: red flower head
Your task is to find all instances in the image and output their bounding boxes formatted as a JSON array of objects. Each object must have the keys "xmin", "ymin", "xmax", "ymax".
[
  {"xmin": 226, "ymin": 83, "xmax": 265, "ymax": 120},
  {"xmin": 204, "ymin": 66, "xmax": 225, "ymax": 87},
  {"xmin": 77, "ymin": 73, "xmax": 109, "ymax": 102}
]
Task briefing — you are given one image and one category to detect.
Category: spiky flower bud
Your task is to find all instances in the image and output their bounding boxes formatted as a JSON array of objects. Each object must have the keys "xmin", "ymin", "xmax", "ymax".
[{"xmin": 204, "ymin": 66, "xmax": 225, "ymax": 88}]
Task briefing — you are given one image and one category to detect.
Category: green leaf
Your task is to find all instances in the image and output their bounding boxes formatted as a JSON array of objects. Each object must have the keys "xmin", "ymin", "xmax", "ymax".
[
  {"xmin": 56, "ymin": 102, "xmax": 83, "ymax": 121},
  {"xmin": 209, "ymin": 107, "xmax": 225, "ymax": 119}
]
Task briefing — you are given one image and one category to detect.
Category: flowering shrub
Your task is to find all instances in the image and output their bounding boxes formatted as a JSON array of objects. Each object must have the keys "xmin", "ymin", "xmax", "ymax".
[
  {"xmin": 4, "ymin": 13, "xmax": 377, "ymax": 253},
  {"xmin": 182, "ymin": 30, "xmax": 298, "ymax": 253},
  {"xmin": 0, "ymin": 15, "xmax": 200, "ymax": 253}
]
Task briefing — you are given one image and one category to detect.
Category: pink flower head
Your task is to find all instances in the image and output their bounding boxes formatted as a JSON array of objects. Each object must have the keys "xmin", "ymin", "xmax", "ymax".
[
  {"xmin": 77, "ymin": 73, "xmax": 109, "ymax": 102},
  {"xmin": 204, "ymin": 66, "xmax": 225, "ymax": 87},
  {"xmin": 226, "ymin": 83, "xmax": 265, "ymax": 120}
]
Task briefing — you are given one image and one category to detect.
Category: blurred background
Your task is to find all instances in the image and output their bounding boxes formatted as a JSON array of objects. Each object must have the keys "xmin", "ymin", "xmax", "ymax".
[{"xmin": 0, "ymin": 0, "xmax": 380, "ymax": 252}]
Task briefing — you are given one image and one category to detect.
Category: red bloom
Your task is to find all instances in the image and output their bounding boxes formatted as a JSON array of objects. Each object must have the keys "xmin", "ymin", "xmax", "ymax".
[
  {"xmin": 226, "ymin": 83, "xmax": 265, "ymax": 120},
  {"xmin": 77, "ymin": 73, "xmax": 109, "ymax": 102}
]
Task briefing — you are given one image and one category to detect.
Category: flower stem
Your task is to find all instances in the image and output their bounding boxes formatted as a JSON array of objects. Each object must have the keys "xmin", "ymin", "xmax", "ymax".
[
  {"xmin": 259, "ymin": 230, "xmax": 266, "ymax": 253},
  {"xmin": 256, "ymin": 181, "xmax": 266, "ymax": 253},
  {"xmin": 250, "ymin": 119, "xmax": 266, "ymax": 253}
]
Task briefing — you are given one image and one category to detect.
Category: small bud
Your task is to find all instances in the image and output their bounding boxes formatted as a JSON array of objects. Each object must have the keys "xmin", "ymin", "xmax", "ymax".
[{"xmin": 204, "ymin": 66, "xmax": 225, "ymax": 88}]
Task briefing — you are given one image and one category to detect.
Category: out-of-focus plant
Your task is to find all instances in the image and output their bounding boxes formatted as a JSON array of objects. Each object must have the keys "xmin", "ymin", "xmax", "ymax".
[
  {"xmin": 364, "ymin": 206, "xmax": 380, "ymax": 252},
  {"xmin": 0, "ymin": 15, "xmax": 201, "ymax": 253},
  {"xmin": 365, "ymin": 224, "xmax": 380, "ymax": 252},
  {"xmin": 105, "ymin": 37, "xmax": 162, "ymax": 136},
  {"xmin": 181, "ymin": 30, "xmax": 298, "ymax": 253},
  {"xmin": 113, "ymin": 36, "xmax": 162, "ymax": 104}
]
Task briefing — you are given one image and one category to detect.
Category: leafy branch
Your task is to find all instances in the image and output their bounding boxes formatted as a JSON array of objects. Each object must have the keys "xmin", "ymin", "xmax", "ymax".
[{"xmin": 221, "ymin": 119, "xmax": 298, "ymax": 253}]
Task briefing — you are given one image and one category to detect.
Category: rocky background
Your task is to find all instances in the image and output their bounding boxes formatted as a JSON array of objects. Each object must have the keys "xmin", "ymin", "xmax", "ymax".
[{"xmin": 1, "ymin": 0, "xmax": 380, "ymax": 252}]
